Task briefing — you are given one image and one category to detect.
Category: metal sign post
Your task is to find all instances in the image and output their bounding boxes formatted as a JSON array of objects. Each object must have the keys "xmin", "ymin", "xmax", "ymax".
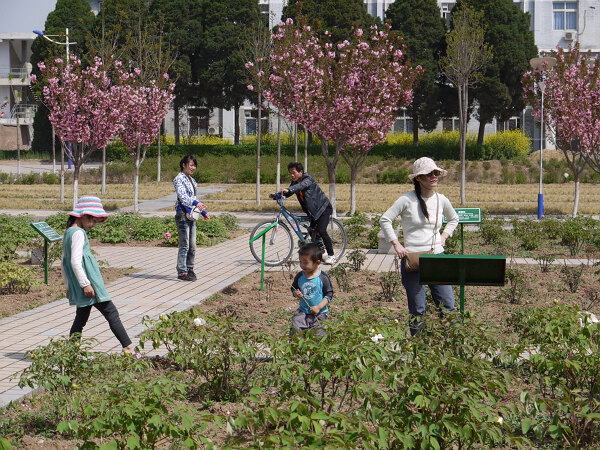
[
  {"xmin": 249, "ymin": 221, "xmax": 278, "ymax": 291},
  {"xmin": 30, "ymin": 222, "xmax": 62, "ymax": 284},
  {"xmin": 419, "ymin": 254, "xmax": 506, "ymax": 313}
]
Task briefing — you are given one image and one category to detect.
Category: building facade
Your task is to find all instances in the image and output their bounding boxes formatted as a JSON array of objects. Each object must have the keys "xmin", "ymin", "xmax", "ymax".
[{"xmin": 0, "ymin": 1, "xmax": 56, "ymax": 149}]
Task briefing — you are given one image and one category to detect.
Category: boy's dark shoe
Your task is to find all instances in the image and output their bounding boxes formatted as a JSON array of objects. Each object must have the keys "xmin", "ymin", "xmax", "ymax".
[
  {"xmin": 178, "ymin": 272, "xmax": 193, "ymax": 281},
  {"xmin": 187, "ymin": 269, "xmax": 197, "ymax": 281}
]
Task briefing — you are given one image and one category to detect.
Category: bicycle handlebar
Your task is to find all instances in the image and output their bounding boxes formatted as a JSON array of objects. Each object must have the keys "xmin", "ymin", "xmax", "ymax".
[{"xmin": 271, "ymin": 192, "xmax": 285, "ymax": 207}]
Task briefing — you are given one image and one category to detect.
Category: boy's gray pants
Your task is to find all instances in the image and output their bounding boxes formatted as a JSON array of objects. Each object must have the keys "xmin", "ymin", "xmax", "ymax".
[{"xmin": 291, "ymin": 309, "xmax": 328, "ymax": 337}]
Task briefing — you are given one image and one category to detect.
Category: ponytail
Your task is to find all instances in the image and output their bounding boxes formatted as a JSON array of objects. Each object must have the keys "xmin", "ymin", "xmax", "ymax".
[
  {"xmin": 66, "ymin": 215, "xmax": 77, "ymax": 228},
  {"xmin": 413, "ymin": 180, "xmax": 429, "ymax": 221}
]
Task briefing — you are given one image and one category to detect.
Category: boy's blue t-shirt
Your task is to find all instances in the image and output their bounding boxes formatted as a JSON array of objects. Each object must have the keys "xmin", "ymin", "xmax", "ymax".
[{"xmin": 292, "ymin": 270, "xmax": 334, "ymax": 314}]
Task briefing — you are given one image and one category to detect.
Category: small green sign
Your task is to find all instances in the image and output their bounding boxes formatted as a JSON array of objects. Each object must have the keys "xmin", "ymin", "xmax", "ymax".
[
  {"xmin": 443, "ymin": 208, "xmax": 481, "ymax": 224},
  {"xmin": 31, "ymin": 222, "xmax": 62, "ymax": 243}
]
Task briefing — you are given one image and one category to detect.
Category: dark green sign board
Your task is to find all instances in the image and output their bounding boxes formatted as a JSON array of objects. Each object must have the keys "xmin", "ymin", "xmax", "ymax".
[
  {"xmin": 419, "ymin": 254, "xmax": 506, "ymax": 313},
  {"xmin": 31, "ymin": 222, "xmax": 62, "ymax": 242},
  {"xmin": 443, "ymin": 208, "xmax": 482, "ymax": 224},
  {"xmin": 30, "ymin": 222, "xmax": 62, "ymax": 284}
]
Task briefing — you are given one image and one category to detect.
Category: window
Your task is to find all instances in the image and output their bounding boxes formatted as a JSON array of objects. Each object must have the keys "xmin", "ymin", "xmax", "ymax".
[
  {"xmin": 442, "ymin": 118, "xmax": 460, "ymax": 132},
  {"xmin": 188, "ymin": 108, "xmax": 209, "ymax": 135},
  {"xmin": 496, "ymin": 117, "xmax": 521, "ymax": 132},
  {"xmin": 553, "ymin": 2, "xmax": 577, "ymax": 30}
]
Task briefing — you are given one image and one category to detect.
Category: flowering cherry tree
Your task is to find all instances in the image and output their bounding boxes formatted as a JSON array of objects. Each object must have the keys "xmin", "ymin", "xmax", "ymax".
[
  {"xmin": 523, "ymin": 44, "xmax": 600, "ymax": 217},
  {"xmin": 117, "ymin": 64, "xmax": 174, "ymax": 212},
  {"xmin": 253, "ymin": 17, "xmax": 420, "ymax": 213},
  {"xmin": 34, "ymin": 56, "xmax": 125, "ymax": 205}
]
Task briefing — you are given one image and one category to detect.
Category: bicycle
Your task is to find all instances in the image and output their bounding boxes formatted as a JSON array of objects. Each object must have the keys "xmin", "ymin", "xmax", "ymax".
[{"xmin": 249, "ymin": 193, "xmax": 347, "ymax": 266}]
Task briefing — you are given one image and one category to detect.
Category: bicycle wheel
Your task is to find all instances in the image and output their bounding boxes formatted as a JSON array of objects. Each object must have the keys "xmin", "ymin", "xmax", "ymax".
[
  {"xmin": 249, "ymin": 221, "xmax": 294, "ymax": 266},
  {"xmin": 327, "ymin": 217, "xmax": 347, "ymax": 259}
]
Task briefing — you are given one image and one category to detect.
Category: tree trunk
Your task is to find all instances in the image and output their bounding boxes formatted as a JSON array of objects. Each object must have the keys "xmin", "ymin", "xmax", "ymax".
[
  {"xmin": 101, "ymin": 146, "xmax": 106, "ymax": 194},
  {"xmin": 320, "ymin": 138, "xmax": 340, "ymax": 218},
  {"xmin": 572, "ymin": 178, "xmax": 580, "ymax": 217},
  {"xmin": 157, "ymin": 123, "xmax": 162, "ymax": 182},
  {"xmin": 304, "ymin": 127, "xmax": 308, "ymax": 172},
  {"xmin": 134, "ymin": 158, "xmax": 140, "ymax": 213},
  {"xmin": 174, "ymin": 103, "xmax": 180, "ymax": 145},
  {"xmin": 52, "ymin": 125, "xmax": 56, "ymax": 174},
  {"xmin": 234, "ymin": 104, "xmax": 240, "ymax": 145},
  {"xmin": 256, "ymin": 96, "xmax": 261, "ymax": 207},
  {"xmin": 276, "ymin": 113, "xmax": 281, "ymax": 192},
  {"xmin": 477, "ymin": 119, "xmax": 486, "ymax": 146},
  {"xmin": 72, "ymin": 148, "xmax": 80, "ymax": 208},
  {"xmin": 412, "ymin": 117, "xmax": 419, "ymax": 147},
  {"xmin": 294, "ymin": 123, "xmax": 298, "ymax": 161},
  {"xmin": 60, "ymin": 140, "xmax": 65, "ymax": 204},
  {"xmin": 459, "ymin": 83, "xmax": 468, "ymax": 205},
  {"xmin": 341, "ymin": 150, "xmax": 368, "ymax": 215}
]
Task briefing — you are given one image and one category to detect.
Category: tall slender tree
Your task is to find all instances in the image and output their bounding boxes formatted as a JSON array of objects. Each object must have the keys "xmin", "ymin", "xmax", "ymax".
[
  {"xmin": 386, "ymin": 0, "xmax": 446, "ymax": 146},
  {"xmin": 440, "ymin": 5, "xmax": 491, "ymax": 205},
  {"xmin": 198, "ymin": 0, "xmax": 261, "ymax": 145},
  {"xmin": 456, "ymin": 0, "xmax": 537, "ymax": 144},
  {"xmin": 523, "ymin": 45, "xmax": 600, "ymax": 217}
]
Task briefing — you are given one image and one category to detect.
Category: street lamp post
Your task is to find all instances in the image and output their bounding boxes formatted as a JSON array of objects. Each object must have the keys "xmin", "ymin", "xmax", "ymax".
[
  {"xmin": 33, "ymin": 28, "xmax": 77, "ymax": 170},
  {"xmin": 529, "ymin": 56, "xmax": 557, "ymax": 220}
]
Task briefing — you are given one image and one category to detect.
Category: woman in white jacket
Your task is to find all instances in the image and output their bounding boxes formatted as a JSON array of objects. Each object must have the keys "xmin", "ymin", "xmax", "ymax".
[{"xmin": 380, "ymin": 157, "xmax": 459, "ymax": 336}]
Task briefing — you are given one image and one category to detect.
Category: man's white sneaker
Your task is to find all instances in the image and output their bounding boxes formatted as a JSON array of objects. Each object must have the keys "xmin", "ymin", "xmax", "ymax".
[{"xmin": 323, "ymin": 254, "xmax": 337, "ymax": 265}]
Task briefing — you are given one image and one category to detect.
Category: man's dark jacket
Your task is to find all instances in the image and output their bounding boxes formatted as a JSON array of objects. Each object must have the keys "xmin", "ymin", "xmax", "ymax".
[{"xmin": 284, "ymin": 172, "xmax": 331, "ymax": 219}]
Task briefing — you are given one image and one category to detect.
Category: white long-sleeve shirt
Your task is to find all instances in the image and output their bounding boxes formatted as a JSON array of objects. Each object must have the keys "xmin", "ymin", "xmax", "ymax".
[
  {"xmin": 380, "ymin": 191, "xmax": 459, "ymax": 253},
  {"xmin": 62, "ymin": 228, "xmax": 90, "ymax": 289}
]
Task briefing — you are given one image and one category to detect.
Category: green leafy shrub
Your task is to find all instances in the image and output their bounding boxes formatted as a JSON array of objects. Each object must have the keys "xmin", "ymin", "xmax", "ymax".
[
  {"xmin": 506, "ymin": 305, "xmax": 600, "ymax": 448},
  {"xmin": 328, "ymin": 263, "xmax": 352, "ymax": 292},
  {"xmin": 501, "ymin": 267, "xmax": 530, "ymax": 304},
  {"xmin": 560, "ymin": 216, "xmax": 597, "ymax": 256},
  {"xmin": 346, "ymin": 249, "xmax": 366, "ymax": 271},
  {"xmin": 140, "ymin": 311, "xmax": 268, "ymax": 402},
  {"xmin": 0, "ymin": 262, "xmax": 38, "ymax": 294},
  {"xmin": 542, "ymin": 217, "xmax": 564, "ymax": 239},
  {"xmin": 483, "ymin": 129, "xmax": 531, "ymax": 159},
  {"xmin": 511, "ymin": 218, "xmax": 543, "ymax": 250},
  {"xmin": 218, "ymin": 213, "xmax": 239, "ymax": 231},
  {"xmin": 479, "ymin": 216, "xmax": 508, "ymax": 246},
  {"xmin": 59, "ymin": 375, "xmax": 200, "ymax": 449},
  {"xmin": 0, "ymin": 214, "xmax": 37, "ymax": 261},
  {"xmin": 376, "ymin": 169, "xmax": 409, "ymax": 184}
]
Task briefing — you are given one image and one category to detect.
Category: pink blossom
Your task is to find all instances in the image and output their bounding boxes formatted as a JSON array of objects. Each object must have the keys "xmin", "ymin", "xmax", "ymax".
[
  {"xmin": 247, "ymin": 84, "xmax": 254, "ymax": 91},
  {"xmin": 165, "ymin": 232, "xmax": 171, "ymax": 239},
  {"xmin": 128, "ymin": 228, "xmax": 132, "ymax": 232},
  {"xmin": 30, "ymin": 74, "xmax": 37, "ymax": 83}
]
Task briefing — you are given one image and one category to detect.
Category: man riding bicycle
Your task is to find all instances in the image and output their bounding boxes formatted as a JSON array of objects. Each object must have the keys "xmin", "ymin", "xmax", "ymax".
[{"xmin": 270, "ymin": 162, "xmax": 337, "ymax": 264}]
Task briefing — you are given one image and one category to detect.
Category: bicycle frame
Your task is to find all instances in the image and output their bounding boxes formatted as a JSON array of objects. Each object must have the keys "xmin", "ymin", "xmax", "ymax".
[{"xmin": 273, "ymin": 194, "xmax": 310, "ymax": 243}]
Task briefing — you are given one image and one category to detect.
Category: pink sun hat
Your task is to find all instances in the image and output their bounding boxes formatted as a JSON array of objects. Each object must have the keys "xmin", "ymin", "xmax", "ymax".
[
  {"xmin": 407, "ymin": 157, "xmax": 448, "ymax": 180},
  {"xmin": 69, "ymin": 196, "xmax": 108, "ymax": 222}
]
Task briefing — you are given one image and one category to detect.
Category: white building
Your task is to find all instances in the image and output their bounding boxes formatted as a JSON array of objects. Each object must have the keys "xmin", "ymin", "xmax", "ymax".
[{"xmin": 0, "ymin": 1, "xmax": 56, "ymax": 149}]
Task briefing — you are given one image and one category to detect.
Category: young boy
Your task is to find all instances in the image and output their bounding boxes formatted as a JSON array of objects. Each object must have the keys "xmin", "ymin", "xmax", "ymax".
[{"xmin": 290, "ymin": 243, "xmax": 334, "ymax": 336}]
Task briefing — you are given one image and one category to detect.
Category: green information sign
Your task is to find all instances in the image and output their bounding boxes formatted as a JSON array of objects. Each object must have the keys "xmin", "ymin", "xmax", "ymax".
[
  {"xmin": 31, "ymin": 222, "xmax": 62, "ymax": 242},
  {"xmin": 30, "ymin": 222, "xmax": 62, "ymax": 284},
  {"xmin": 443, "ymin": 208, "xmax": 481, "ymax": 224},
  {"xmin": 419, "ymin": 254, "xmax": 506, "ymax": 313}
]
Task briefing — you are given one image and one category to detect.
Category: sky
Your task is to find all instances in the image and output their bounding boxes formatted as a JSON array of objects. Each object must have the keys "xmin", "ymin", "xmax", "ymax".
[{"xmin": 0, "ymin": 0, "xmax": 57, "ymax": 33}]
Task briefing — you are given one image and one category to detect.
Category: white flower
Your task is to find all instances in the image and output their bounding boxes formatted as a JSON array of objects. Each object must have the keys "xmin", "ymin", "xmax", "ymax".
[
  {"xmin": 394, "ymin": 319, "xmax": 399, "ymax": 324},
  {"xmin": 578, "ymin": 311, "xmax": 599, "ymax": 328},
  {"xmin": 497, "ymin": 416, "xmax": 504, "ymax": 425},
  {"xmin": 564, "ymin": 172, "xmax": 569, "ymax": 178},
  {"xmin": 371, "ymin": 334, "xmax": 384, "ymax": 343},
  {"xmin": 194, "ymin": 317, "xmax": 207, "ymax": 326}
]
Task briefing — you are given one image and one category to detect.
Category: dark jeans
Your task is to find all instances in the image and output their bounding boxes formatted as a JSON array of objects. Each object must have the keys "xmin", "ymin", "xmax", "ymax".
[
  {"xmin": 400, "ymin": 256, "xmax": 455, "ymax": 336},
  {"xmin": 70, "ymin": 301, "xmax": 132, "ymax": 348},
  {"xmin": 175, "ymin": 209, "xmax": 196, "ymax": 274},
  {"xmin": 311, "ymin": 205, "xmax": 334, "ymax": 256}
]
